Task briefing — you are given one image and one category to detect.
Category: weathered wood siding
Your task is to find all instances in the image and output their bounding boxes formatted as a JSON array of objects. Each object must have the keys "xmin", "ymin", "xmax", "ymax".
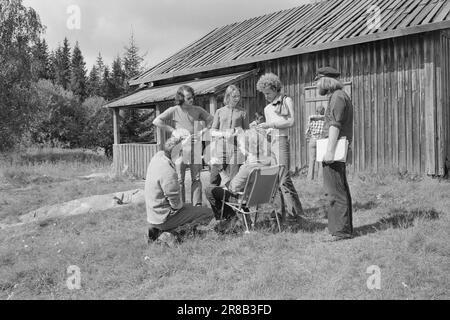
[
  {"xmin": 244, "ymin": 31, "xmax": 449, "ymax": 176},
  {"xmin": 441, "ymin": 29, "xmax": 450, "ymax": 174},
  {"xmin": 113, "ymin": 143, "xmax": 160, "ymax": 179}
]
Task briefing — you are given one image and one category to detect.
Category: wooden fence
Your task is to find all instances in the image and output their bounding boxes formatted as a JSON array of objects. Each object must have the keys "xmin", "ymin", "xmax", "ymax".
[{"xmin": 113, "ymin": 143, "xmax": 160, "ymax": 179}]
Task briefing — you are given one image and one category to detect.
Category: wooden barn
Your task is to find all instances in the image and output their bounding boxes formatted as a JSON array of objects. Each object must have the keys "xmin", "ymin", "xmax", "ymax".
[{"xmin": 105, "ymin": 0, "xmax": 450, "ymax": 178}]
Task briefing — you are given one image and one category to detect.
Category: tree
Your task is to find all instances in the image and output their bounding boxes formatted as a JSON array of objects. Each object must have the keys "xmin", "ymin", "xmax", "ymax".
[
  {"xmin": 109, "ymin": 55, "xmax": 126, "ymax": 99},
  {"xmin": 123, "ymin": 30, "xmax": 146, "ymax": 91},
  {"xmin": 100, "ymin": 65, "xmax": 114, "ymax": 100},
  {"xmin": 0, "ymin": 0, "xmax": 45, "ymax": 150},
  {"xmin": 31, "ymin": 38, "xmax": 51, "ymax": 80},
  {"xmin": 81, "ymin": 96, "xmax": 114, "ymax": 157},
  {"xmin": 54, "ymin": 38, "xmax": 71, "ymax": 89},
  {"xmin": 29, "ymin": 79, "xmax": 87, "ymax": 148},
  {"xmin": 70, "ymin": 41, "xmax": 87, "ymax": 100},
  {"xmin": 87, "ymin": 65, "xmax": 101, "ymax": 97},
  {"xmin": 95, "ymin": 52, "xmax": 105, "ymax": 80}
]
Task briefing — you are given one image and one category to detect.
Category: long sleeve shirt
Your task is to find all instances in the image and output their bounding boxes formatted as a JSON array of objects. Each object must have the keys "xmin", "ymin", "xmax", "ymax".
[{"xmin": 144, "ymin": 151, "xmax": 183, "ymax": 225}]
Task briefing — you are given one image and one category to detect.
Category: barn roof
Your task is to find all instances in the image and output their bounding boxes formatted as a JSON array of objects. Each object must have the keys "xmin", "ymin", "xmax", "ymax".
[
  {"xmin": 104, "ymin": 70, "xmax": 256, "ymax": 108},
  {"xmin": 131, "ymin": 0, "xmax": 450, "ymax": 85}
]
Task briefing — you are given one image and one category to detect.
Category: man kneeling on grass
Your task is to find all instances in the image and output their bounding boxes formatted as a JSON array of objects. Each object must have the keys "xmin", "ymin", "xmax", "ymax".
[{"xmin": 145, "ymin": 136, "xmax": 213, "ymax": 242}]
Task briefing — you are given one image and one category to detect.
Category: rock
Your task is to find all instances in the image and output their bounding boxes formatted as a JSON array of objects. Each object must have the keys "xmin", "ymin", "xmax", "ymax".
[{"xmin": 9, "ymin": 189, "xmax": 145, "ymax": 228}]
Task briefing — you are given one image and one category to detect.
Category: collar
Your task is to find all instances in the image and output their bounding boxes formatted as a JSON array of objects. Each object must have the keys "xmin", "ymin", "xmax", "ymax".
[{"xmin": 271, "ymin": 95, "xmax": 283, "ymax": 106}]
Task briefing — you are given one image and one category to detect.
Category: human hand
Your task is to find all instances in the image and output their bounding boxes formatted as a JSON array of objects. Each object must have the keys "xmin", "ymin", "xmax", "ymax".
[
  {"xmin": 257, "ymin": 122, "xmax": 272, "ymax": 130},
  {"xmin": 323, "ymin": 150, "xmax": 335, "ymax": 164},
  {"xmin": 172, "ymin": 128, "xmax": 190, "ymax": 139}
]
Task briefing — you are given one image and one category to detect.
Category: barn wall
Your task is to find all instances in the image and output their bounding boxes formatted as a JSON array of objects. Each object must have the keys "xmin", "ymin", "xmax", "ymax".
[
  {"xmin": 441, "ymin": 29, "xmax": 450, "ymax": 175},
  {"xmin": 243, "ymin": 31, "xmax": 447, "ymax": 176}
]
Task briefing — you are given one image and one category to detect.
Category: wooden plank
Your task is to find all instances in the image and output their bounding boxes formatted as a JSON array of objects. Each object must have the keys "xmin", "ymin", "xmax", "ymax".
[
  {"xmin": 383, "ymin": 39, "xmax": 391, "ymax": 169},
  {"xmin": 371, "ymin": 42, "xmax": 378, "ymax": 172},
  {"xmin": 363, "ymin": 43, "xmax": 370, "ymax": 171},
  {"xmin": 397, "ymin": 0, "xmax": 430, "ymax": 29},
  {"xmin": 359, "ymin": 45, "xmax": 366, "ymax": 171},
  {"xmin": 386, "ymin": 0, "xmax": 423, "ymax": 31},
  {"xmin": 327, "ymin": 0, "xmax": 381, "ymax": 42},
  {"xmin": 433, "ymin": 0, "xmax": 450, "ymax": 22},
  {"xmin": 301, "ymin": 0, "xmax": 359, "ymax": 45},
  {"xmin": 398, "ymin": 37, "xmax": 406, "ymax": 171},
  {"xmin": 411, "ymin": 34, "xmax": 420, "ymax": 173},
  {"xmin": 113, "ymin": 109, "xmax": 120, "ymax": 145},
  {"xmin": 392, "ymin": 38, "xmax": 399, "ymax": 169},
  {"xmin": 424, "ymin": 33, "xmax": 437, "ymax": 175},
  {"xmin": 409, "ymin": 0, "xmax": 440, "ymax": 26},
  {"xmin": 435, "ymin": 32, "xmax": 444, "ymax": 175},
  {"xmin": 422, "ymin": 0, "xmax": 446, "ymax": 24},
  {"xmin": 405, "ymin": 36, "xmax": 413, "ymax": 172},
  {"xmin": 353, "ymin": 45, "xmax": 360, "ymax": 172},
  {"xmin": 419, "ymin": 34, "xmax": 427, "ymax": 173},
  {"xmin": 445, "ymin": 35, "xmax": 450, "ymax": 169}
]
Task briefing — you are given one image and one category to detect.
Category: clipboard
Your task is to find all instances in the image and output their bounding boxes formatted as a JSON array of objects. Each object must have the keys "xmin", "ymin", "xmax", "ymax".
[{"xmin": 316, "ymin": 137, "xmax": 348, "ymax": 162}]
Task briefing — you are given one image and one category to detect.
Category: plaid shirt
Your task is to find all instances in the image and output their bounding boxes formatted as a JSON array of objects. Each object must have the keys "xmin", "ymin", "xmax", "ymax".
[{"xmin": 305, "ymin": 117, "xmax": 325, "ymax": 139}]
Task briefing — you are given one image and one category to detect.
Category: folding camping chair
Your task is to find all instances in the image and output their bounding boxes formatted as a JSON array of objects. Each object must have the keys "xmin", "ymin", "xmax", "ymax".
[{"xmin": 220, "ymin": 165, "xmax": 285, "ymax": 233}]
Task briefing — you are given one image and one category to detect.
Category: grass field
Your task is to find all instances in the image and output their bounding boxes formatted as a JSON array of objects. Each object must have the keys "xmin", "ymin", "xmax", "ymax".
[{"xmin": 0, "ymin": 148, "xmax": 449, "ymax": 300}]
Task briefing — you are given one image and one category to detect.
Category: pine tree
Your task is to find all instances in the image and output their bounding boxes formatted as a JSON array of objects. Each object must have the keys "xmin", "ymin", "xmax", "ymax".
[
  {"xmin": 87, "ymin": 65, "xmax": 101, "ymax": 97},
  {"xmin": 109, "ymin": 55, "xmax": 126, "ymax": 99},
  {"xmin": 70, "ymin": 41, "xmax": 87, "ymax": 100},
  {"xmin": 54, "ymin": 38, "xmax": 71, "ymax": 89},
  {"xmin": 123, "ymin": 31, "xmax": 145, "ymax": 91},
  {"xmin": 95, "ymin": 53, "xmax": 105, "ymax": 80},
  {"xmin": 100, "ymin": 66, "xmax": 113, "ymax": 100},
  {"xmin": 32, "ymin": 38, "xmax": 51, "ymax": 80},
  {"xmin": 121, "ymin": 31, "xmax": 149, "ymax": 143},
  {"xmin": 48, "ymin": 50, "xmax": 57, "ymax": 82}
]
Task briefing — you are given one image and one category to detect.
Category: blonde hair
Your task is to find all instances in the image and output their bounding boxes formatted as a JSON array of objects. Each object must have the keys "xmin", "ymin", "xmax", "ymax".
[
  {"xmin": 256, "ymin": 73, "xmax": 282, "ymax": 93},
  {"xmin": 223, "ymin": 85, "xmax": 241, "ymax": 105},
  {"xmin": 318, "ymin": 77, "xmax": 344, "ymax": 93}
]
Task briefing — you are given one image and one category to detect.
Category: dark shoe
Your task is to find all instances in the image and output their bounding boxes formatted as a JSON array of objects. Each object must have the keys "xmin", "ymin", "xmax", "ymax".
[
  {"xmin": 147, "ymin": 227, "xmax": 162, "ymax": 243},
  {"xmin": 156, "ymin": 232, "xmax": 178, "ymax": 247}
]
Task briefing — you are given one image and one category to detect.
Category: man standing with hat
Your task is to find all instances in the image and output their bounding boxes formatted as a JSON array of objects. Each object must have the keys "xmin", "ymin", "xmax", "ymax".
[{"xmin": 315, "ymin": 66, "xmax": 354, "ymax": 241}]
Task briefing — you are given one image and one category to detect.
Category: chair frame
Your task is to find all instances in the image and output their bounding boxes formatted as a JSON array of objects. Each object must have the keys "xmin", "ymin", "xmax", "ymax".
[{"xmin": 220, "ymin": 165, "xmax": 285, "ymax": 233}]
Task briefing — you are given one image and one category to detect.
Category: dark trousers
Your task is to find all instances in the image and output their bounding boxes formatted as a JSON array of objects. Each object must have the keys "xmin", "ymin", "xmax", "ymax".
[
  {"xmin": 204, "ymin": 186, "xmax": 236, "ymax": 220},
  {"xmin": 322, "ymin": 162, "xmax": 353, "ymax": 237}
]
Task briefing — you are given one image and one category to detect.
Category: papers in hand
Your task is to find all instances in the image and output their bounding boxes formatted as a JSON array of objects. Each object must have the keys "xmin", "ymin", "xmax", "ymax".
[{"xmin": 316, "ymin": 137, "xmax": 348, "ymax": 162}]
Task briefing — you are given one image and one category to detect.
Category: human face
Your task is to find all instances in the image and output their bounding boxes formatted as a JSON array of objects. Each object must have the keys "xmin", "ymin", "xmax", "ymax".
[
  {"xmin": 261, "ymin": 88, "xmax": 279, "ymax": 103},
  {"xmin": 229, "ymin": 91, "xmax": 241, "ymax": 108},
  {"xmin": 315, "ymin": 78, "xmax": 328, "ymax": 96},
  {"xmin": 183, "ymin": 90, "xmax": 195, "ymax": 107}
]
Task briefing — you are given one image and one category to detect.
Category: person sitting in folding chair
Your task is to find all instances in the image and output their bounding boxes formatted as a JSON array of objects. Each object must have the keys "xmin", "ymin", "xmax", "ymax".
[{"xmin": 205, "ymin": 128, "xmax": 274, "ymax": 231}]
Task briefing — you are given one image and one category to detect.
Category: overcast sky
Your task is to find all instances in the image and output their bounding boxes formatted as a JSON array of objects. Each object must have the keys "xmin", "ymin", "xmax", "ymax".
[{"xmin": 23, "ymin": 0, "xmax": 311, "ymax": 72}]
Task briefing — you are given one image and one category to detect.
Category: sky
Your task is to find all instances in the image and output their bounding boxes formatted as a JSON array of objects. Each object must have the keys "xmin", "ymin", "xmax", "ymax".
[{"xmin": 23, "ymin": 0, "xmax": 312, "ymax": 72}]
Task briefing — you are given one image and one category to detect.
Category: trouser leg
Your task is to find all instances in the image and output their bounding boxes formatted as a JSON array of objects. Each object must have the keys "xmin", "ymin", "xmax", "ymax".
[
  {"xmin": 151, "ymin": 205, "xmax": 214, "ymax": 231},
  {"xmin": 271, "ymin": 136, "xmax": 303, "ymax": 219},
  {"xmin": 307, "ymin": 139, "xmax": 317, "ymax": 180},
  {"xmin": 190, "ymin": 163, "xmax": 203, "ymax": 206},
  {"xmin": 175, "ymin": 161, "xmax": 187, "ymax": 203},
  {"xmin": 205, "ymin": 186, "xmax": 234, "ymax": 220},
  {"xmin": 322, "ymin": 162, "xmax": 353, "ymax": 237}
]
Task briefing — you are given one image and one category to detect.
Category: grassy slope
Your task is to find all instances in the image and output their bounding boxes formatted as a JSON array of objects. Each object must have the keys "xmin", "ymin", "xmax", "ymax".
[{"xmin": 0, "ymin": 151, "xmax": 449, "ymax": 299}]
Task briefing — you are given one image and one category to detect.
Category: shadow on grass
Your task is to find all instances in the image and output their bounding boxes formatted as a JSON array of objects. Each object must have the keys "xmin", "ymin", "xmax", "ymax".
[{"xmin": 354, "ymin": 208, "xmax": 441, "ymax": 237}]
